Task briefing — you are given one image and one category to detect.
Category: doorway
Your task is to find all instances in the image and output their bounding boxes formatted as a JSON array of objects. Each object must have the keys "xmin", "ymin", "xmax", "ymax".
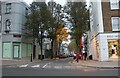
[{"xmin": 13, "ymin": 45, "xmax": 20, "ymax": 59}]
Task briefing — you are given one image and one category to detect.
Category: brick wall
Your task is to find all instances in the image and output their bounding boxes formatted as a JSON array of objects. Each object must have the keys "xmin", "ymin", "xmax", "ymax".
[{"xmin": 101, "ymin": 2, "xmax": 120, "ymax": 32}]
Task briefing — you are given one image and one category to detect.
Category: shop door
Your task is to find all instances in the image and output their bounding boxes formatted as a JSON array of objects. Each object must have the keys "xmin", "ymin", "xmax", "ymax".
[{"xmin": 13, "ymin": 45, "xmax": 20, "ymax": 59}]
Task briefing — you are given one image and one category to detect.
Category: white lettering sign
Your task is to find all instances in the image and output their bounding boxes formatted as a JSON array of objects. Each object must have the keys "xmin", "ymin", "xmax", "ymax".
[{"xmin": 107, "ymin": 35, "xmax": 120, "ymax": 39}]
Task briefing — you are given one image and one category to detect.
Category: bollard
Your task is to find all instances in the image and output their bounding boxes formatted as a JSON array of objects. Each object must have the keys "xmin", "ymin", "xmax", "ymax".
[{"xmin": 31, "ymin": 54, "xmax": 33, "ymax": 62}]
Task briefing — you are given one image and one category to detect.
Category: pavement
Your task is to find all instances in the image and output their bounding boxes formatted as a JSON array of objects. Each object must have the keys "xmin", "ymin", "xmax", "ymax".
[
  {"xmin": 69, "ymin": 59, "xmax": 120, "ymax": 69},
  {"xmin": 1, "ymin": 58, "xmax": 59, "ymax": 66},
  {"xmin": 1, "ymin": 58, "xmax": 120, "ymax": 69}
]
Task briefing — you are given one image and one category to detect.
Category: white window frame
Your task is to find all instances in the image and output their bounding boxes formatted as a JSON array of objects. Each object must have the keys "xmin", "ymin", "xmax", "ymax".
[
  {"xmin": 110, "ymin": 0, "xmax": 119, "ymax": 9},
  {"xmin": 111, "ymin": 17, "xmax": 120, "ymax": 31}
]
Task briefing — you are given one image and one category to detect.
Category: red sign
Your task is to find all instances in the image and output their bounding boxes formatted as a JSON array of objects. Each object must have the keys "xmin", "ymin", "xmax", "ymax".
[
  {"xmin": 80, "ymin": 38, "xmax": 82, "ymax": 49},
  {"xmin": 13, "ymin": 34, "xmax": 21, "ymax": 38}
]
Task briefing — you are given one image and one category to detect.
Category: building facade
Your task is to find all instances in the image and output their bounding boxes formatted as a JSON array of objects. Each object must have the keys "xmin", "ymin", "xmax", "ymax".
[
  {"xmin": 0, "ymin": 1, "xmax": 2, "ymax": 60},
  {"xmin": 88, "ymin": 0, "xmax": 120, "ymax": 61},
  {"xmin": 1, "ymin": 0, "xmax": 32, "ymax": 60}
]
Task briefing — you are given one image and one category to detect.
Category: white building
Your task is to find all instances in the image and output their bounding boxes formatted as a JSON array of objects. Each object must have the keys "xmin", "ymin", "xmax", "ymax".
[
  {"xmin": 88, "ymin": 0, "xmax": 120, "ymax": 61},
  {"xmin": 1, "ymin": 0, "xmax": 32, "ymax": 60},
  {"xmin": 0, "ymin": 1, "xmax": 2, "ymax": 60}
]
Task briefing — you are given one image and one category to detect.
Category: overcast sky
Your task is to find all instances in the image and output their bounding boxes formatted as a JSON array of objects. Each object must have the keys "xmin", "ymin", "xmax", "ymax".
[{"xmin": 24, "ymin": 0, "xmax": 67, "ymax": 6}]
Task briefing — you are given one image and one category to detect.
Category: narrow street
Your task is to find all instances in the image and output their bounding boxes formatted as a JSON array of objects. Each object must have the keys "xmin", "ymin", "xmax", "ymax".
[{"xmin": 2, "ymin": 57, "xmax": 119, "ymax": 76}]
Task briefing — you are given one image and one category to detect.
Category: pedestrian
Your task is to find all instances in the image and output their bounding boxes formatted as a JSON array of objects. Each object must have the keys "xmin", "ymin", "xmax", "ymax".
[
  {"xmin": 82, "ymin": 50, "xmax": 85, "ymax": 60},
  {"xmin": 76, "ymin": 53, "xmax": 79, "ymax": 63},
  {"xmin": 73, "ymin": 53, "xmax": 76, "ymax": 60},
  {"xmin": 84, "ymin": 52, "xmax": 87, "ymax": 60}
]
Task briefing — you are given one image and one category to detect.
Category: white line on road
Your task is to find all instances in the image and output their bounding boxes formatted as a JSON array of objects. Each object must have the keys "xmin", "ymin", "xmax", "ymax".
[
  {"xmin": 99, "ymin": 69, "xmax": 119, "ymax": 71},
  {"xmin": 7, "ymin": 66, "xmax": 16, "ymax": 68},
  {"xmin": 31, "ymin": 64, "xmax": 40, "ymax": 68},
  {"xmin": 54, "ymin": 66, "xmax": 62, "ymax": 69},
  {"xmin": 19, "ymin": 64, "xmax": 28, "ymax": 68},
  {"xmin": 42, "ymin": 63, "xmax": 51, "ymax": 69}
]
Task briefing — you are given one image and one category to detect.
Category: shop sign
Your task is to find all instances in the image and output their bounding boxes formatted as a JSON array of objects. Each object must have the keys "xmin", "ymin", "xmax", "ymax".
[{"xmin": 107, "ymin": 35, "xmax": 120, "ymax": 39}]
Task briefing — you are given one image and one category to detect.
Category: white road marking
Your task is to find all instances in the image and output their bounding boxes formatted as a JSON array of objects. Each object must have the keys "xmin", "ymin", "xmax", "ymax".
[
  {"xmin": 99, "ymin": 69, "xmax": 119, "ymax": 71},
  {"xmin": 63, "ymin": 66, "xmax": 72, "ymax": 69},
  {"xmin": 7, "ymin": 66, "xmax": 16, "ymax": 68},
  {"xmin": 19, "ymin": 64, "xmax": 28, "ymax": 67},
  {"xmin": 54, "ymin": 66, "xmax": 62, "ymax": 69},
  {"xmin": 42, "ymin": 63, "xmax": 51, "ymax": 69},
  {"xmin": 83, "ymin": 68, "xmax": 97, "ymax": 72},
  {"xmin": 31, "ymin": 64, "xmax": 40, "ymax": 68}
]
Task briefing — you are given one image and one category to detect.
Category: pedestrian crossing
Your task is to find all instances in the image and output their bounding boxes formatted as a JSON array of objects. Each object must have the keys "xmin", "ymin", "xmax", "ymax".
[
  {"xmin": 4, "ymin": 63, "xmax": 118, "ymax": 71},
  {"xmin": 5, "ymin": 63, "xmax": 89, "ymax": 70},
  {"xmin": 19, "ymin": 64, "xmax": 28, "ymax": 68},
  {"xmin": 31, "ymin": 64, "xmax": 40, "ymax": 68},
  {"xmin": 5, "ymin": 63, "xmax": 118, "ymax": 72}
]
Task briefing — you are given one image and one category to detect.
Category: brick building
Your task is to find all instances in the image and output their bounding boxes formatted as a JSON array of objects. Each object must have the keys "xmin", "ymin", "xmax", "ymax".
[{"xmin": 88, "ymin": 0, "xmax": 120, "ymax": 61}]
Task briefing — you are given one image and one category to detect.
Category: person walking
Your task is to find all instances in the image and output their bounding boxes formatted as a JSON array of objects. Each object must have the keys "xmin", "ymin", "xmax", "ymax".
[
  {"xmin": 76, "ymin": 53, "xmax": 79, "ymax": 63},
  {"xmin": 82, "ymin": 50, "xmax": 85, "ymax": 60},
  {"xmin": 84, "ymin": 52, "xmax": 87, "ymax": 60}
]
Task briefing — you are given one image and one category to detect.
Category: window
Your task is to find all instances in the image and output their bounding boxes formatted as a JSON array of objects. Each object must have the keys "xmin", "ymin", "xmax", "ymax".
[
  {"xmin": 5, "ymin": 19, "xmax": 11, "ymax": 31},
  {"xmin": 110, "ymin": 0, "xmax": 119, "ymax": 9},
  {"xmin": 111, "ymin": 17, "xmax": 120, "ymax": 31},
  {"xmin": 6, "ymin": 3, "xmax": 11, "ymax": 13},
  {"xmin": 25, "ymin": 8, "xmax": 28, "ymax": 16},
  {"xmin": 0, "ymin": 16, "xmax": 1, "ymax": 33}
]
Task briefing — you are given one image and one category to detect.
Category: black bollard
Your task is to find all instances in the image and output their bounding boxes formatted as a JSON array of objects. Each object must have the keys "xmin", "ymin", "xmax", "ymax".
[{"xmin": 31, "ymin": 54, "xmax": 33, "ymax": 62}]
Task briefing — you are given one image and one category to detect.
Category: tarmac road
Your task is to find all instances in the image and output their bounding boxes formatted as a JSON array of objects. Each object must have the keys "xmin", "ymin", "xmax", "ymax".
[{"xmin": 2, "ymin": 57, "xmax": 119, "ymax": 76}]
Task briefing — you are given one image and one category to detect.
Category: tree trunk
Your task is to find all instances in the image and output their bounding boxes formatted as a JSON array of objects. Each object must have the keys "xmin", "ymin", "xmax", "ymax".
[
  {"xmin": 32, "ymin": 38, "xmax": 36, "ymax": 59},
  {"xmin": 75, "ymin": 39, "xmax": 81, "ymax": 53}
]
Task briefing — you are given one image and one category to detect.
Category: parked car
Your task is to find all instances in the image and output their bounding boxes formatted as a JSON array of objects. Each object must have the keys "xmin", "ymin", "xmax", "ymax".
[
  {"xmin": 73, "ymin": 53, "xmax": 83, "ymax": 59},
  {"xmin": 58, "ymin": 54, "xmax": 67, "ymax": 59}
]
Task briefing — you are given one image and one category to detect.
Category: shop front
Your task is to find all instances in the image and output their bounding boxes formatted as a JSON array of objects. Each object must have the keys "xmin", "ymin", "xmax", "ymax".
[
  {"xmin": 2, "ymin": 42, "xmax": 32, "ymax": 60},
  {"xmin": 99, "ymin": 33, "xmax": 120, "ymax": 61}
]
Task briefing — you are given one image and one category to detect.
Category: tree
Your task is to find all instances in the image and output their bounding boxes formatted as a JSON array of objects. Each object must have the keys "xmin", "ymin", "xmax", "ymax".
[
  {"xmin": 68, "ymin": 39, "xmax": 77, "ymax": 52},
  {"xmin": 25, "ymin": 2, "xmax": 54, "ymax": 60},
  {"xmin": 47, "ymin": 1, "xmax": 65, "ymax": 57},
  {"xmin": 56, "ymin": 25, "xmax": 68, "ymax": 43},
  {"xmin": 68, "ymin": 2, "xmax": 89, "ymax": 53}
]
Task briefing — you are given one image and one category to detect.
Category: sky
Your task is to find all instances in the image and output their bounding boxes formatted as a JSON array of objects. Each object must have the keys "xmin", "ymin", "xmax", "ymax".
[
  {"xmin": 24, "ymin": 0, "xmax": 67, "ymax": 6},
  {"xmin": 23, "ymin": 0, "xmax": 33, "ymax": 5}
]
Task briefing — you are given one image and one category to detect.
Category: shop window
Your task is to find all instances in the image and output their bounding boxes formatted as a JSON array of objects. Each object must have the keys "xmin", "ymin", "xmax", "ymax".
[
  {"xmin": 110, "ymin": 0, "xmax": 119, "ymax": 9},
  {"xmin": 6, "ymin": 3, "xmax": 11, "ymax": 14},
  {"xmin": 108, "ymin": 40, "xmax": 120, "ymax": 58},
  {"xmin": 3, "ymin": 42, "xmax": 11, "ymax": 58},
  {"xmin": 111, "ymin": 17, "xmax": 120, "ymax": 31}
]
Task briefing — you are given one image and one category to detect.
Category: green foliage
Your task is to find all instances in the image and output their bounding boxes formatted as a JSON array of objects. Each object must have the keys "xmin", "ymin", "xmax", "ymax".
[
  {"xmin": 47, "ymin": 1, "xmax": 64, "ymax": 41},
  {"xmin": 68, "ymin": 2, "xmax": 89, "ymax": 52},
  {"xmin": 25, "ymin": 2, "xmax": 54, "ymax": 45},
  {"xmin": 68, "ymin": 39, "xmax": 77, "ymax": 52}
]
